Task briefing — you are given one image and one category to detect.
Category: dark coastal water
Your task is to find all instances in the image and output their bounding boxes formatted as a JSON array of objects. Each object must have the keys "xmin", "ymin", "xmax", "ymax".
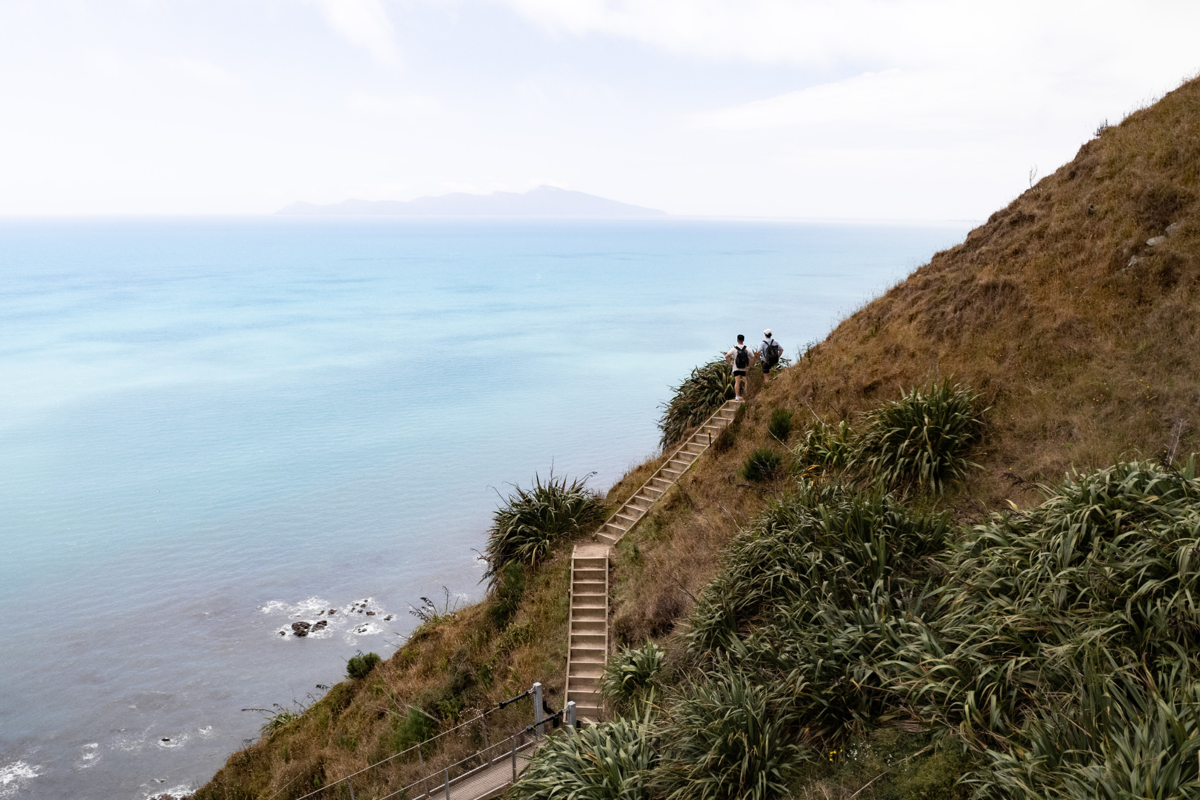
[{"xmin": 0, "ymin": 217, "xmax": 970, "ymax": 799}]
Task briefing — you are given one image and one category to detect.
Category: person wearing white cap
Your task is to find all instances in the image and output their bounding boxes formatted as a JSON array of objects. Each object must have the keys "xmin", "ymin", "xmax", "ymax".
[{"xmin": 759, "ymin": 328, "xmax": 782, "ymax": 384}]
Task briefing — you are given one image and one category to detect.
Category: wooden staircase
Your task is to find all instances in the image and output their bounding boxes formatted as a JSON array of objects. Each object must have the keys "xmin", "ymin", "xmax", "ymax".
[
  {"xmin": 563, "ymin": 399, "xmax": 742, "ymax": 723},
  {"xmin": 596, "ymin": 399, "xmax": 741, "ymax": 546},
  {"xmin": 564, "ymin": 543, "xmax": 610, "ymax": 724}
]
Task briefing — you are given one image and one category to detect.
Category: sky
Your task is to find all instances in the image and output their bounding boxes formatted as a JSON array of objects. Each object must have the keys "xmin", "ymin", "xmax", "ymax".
[{"xmin": 0, "ymin": 0, "xmax": 1197, "ymax": 219}]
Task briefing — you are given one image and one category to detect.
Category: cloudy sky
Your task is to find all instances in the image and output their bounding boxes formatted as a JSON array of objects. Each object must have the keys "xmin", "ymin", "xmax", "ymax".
[{"xmin": 1, "ymin": 0, "xmax": 1197, "ymax": 218}]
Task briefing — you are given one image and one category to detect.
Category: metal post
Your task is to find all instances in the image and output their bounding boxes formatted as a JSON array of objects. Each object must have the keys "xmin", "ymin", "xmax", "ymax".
[
  {"xmin": 511, "ymin": 737, "xmax": 518, "ymax": 781},
  {"xmin": 566, "ymin": 701, "xmax": 576, "ymax": 729},
  {"xmin": 532, "ymin": 682, "xmax": 544, "ymax": 737},
  {"xmin": 444, "ymin": 768, "xmax": 450, "ymax": 800},
  {"xmin": 347, "ymin": 779, "xmax": 356, "ymax": 800}
]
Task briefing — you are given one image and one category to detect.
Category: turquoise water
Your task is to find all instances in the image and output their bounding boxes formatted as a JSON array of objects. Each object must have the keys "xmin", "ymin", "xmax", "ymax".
[{"xmin": 0, "ymin": 218, "xmax": 969, "ymax": 798}]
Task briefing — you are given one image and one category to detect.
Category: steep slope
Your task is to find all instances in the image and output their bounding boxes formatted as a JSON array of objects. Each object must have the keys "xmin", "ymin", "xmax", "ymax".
[
  {"xmin": 197, "ymin": 76, "xmax": 1200, "ymax": 799},
  {"xmin": 786, "ymin": 77, "xmax": 1199, "ymax": 499}
]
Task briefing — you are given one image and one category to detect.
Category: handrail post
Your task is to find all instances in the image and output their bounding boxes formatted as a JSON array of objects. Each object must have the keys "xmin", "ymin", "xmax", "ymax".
[
  {"xmin": 511, "ymin": 736, "xmax": 518, "ymax": 781},
  {"xmin": 532, "ymin": 682, "xmax": 544, "ymax": 737},
  {"xmin": 347, "ymin": 779, "xmax": 355, "ymax": 800},
  {"xmin": 566, "ymin": 701, "xmax": 576, "ymax": 729},
  {"xmin": 444, "ymin": 768, "xmax": 450, "ymax": 800}
]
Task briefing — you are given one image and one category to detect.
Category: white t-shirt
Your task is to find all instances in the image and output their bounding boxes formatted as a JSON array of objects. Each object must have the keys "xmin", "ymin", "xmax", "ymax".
[
  {"xmin": 759, "ymin": 338, "xmax": 779, "ymax": 359},
  {"xmin": 727, "ymin": 344, "xmax": 751, "ymax": 372}
]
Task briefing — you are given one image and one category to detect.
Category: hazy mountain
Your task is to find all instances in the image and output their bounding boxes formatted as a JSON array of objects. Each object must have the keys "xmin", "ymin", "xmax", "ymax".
[{"xmin": 276, "ymin": 185, "xmax": 667, "ymax": 217}]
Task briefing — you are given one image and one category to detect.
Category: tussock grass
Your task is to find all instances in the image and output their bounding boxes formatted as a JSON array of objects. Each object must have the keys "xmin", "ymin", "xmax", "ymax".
[{"xmin": 658, "ymin": 358, "xmax": 734, "ymax": 447}]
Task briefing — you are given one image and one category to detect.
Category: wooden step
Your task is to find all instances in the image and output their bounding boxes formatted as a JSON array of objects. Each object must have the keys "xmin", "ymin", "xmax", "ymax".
[
  {"xmin": 572, "ymin": 580, "xmax": 606, "ymax": 595},
  {"xmin": 573, "ymin": 557, "xmax": 607, "ymax": 570},
  {"xmin": 573, "ymin": 567, "xmax": 606, "ymax": 580},
  {"xmin": 568, "ymin": 659, "xmax": 604, "ymax": 676},
  {"xmin": 572, "ymin": 606, "xmax": 606, "ymax": 621},
  {"xmin": 568, "ymin": 675, "xmax": 600, "ymax": 689},
  {"xmin": 570, "ymin": 633, "xmax": 606, "ymax": 649},
  {"xmin": 570, "ymin": 619, "xmax": 606, "ymax": 634}
]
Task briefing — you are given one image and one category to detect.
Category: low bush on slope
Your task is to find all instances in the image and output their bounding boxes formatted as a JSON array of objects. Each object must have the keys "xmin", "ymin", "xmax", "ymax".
[
  {"xmin": 483, "ymin": 472, "xmax": 604, "ymax": 584},
  {"xmin": 518, "ymin": 460, "xmax": 1200, "ymax": 799},
  {"xmin": 794, "ymin": 381, "xmax": 986, "ymax": 494}
]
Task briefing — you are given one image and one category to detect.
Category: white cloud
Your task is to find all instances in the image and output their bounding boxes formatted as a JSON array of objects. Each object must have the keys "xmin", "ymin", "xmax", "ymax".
[
  {"xmin": 172, "ymin": 57, "xmax": 241, "ymax": 88},
  {"xmin": 308, "ymin": 0, "xmax": 400, "ymax": 64},
  {"xmin": 346, "ymin": 90, "xmax": 442, "ymax": 117}
]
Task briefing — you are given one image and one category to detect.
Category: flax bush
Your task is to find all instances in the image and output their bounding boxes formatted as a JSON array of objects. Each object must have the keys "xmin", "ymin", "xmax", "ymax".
[
  {"xmin": 851, "ymin": 381, "xmax": 985, "ymax": 493},
  {"xmin": 658, "ymin": 358, "xmax": 734, "ymax": 447},
  {"xmin": 792, "ymin": 418, "xmax": 856, "ymax": 473},
  {"xmin": 601, "ymin": 642, "xmax": 667, "ymax": 712},
  {"xmin": 483, "ymin": 473, "xmax": 604, "ymax": 585},
  {"xmin": 513, "ymin": 714, "xmax": 659, "ymax": 800},
  {"xmin": 680, "ymin": 460, "xmax": 1200, "ymax": 798}
]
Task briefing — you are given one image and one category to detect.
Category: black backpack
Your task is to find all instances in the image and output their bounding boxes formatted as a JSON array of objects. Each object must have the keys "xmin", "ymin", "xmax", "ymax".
[
  {"xmin": 734, "ymin": 345, "xmax": 749, "ymax": 369},
  {"xmin": 763, "ymin": 340, "xmax": 782, "ymax": 368}
]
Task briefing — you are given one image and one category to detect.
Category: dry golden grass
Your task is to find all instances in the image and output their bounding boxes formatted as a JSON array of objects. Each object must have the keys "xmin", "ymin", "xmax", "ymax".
[{"xmin": 198, "ymin": 75, "xmax": 1200, "ymax": 800}]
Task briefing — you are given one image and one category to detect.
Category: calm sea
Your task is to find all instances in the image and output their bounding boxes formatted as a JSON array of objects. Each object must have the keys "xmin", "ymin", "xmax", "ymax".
[{"xmin": 0, "ymin": 218, "xmax": 969, "ymax": 799}]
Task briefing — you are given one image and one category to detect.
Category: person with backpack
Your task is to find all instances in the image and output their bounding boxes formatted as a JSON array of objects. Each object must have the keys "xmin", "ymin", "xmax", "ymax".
[
  {"xmin": 759, "ymin": 328, "xmax": 783, "ymax": 384},
  {"xmin": 725, "ymin": 334, "xmax": 753, "ymax": 401}
]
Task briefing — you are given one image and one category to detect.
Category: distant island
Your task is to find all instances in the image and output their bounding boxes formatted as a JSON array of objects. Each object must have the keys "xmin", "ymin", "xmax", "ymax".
[{"xmin": 276, "ymin": 185, "xmax": 667, "ymax": 218}]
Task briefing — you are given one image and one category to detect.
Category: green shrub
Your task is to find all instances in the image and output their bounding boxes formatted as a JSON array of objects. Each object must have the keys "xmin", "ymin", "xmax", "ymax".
[
  {"xmin": 851, "ymin": 381, "xmax": 985, "ymax": 493},
  {"xmin": 793, "ymin": 418, "xmax": 855, "ymax": 472},
  {"xmin": 601, "ymin": 642, "xmax": 667, "ymax": 711},
  {"xmin": 387, "ymin": 706, "xmax": 435, "ymax": 754},
  {"xmin": 483, "ymin": 473, "xmax": 605, "ymax": 584},
  {"xmin": 742, "ymin": 447, "xmax": 786, "ymax": 483},
  {"xmin": 346, "ymin": 652, "xmax": 381, "ymax": 680},
  {"xmin": 514, "ymin": 715, "xmax": 659, "ymax": 800},
  {"xmin": 658, "ymin": 659, "xmax": 811, "ymax": 800},
  {"xmin": 683, "ymin": 460, "xmax": 1200, "ymax": 798},
  {"xmin": 767, "ymin": 408, "xmax": 794, "ymax": 442},
  {"xmin": 659, "ymin": 358, "xmax": 734, "ymax": 447}
]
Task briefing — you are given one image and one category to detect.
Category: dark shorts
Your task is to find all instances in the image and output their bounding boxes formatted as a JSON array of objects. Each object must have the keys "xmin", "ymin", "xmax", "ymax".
[
  {"xmin": 763, "ymin": 363, "xmax": 772, "ymax": 374},
  {"xmin": 732, "ymin": 370, "xmax": 747, "ymax": 377}
]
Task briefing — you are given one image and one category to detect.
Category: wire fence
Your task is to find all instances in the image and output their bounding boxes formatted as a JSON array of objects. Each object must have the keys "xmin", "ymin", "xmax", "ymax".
[
  {"xmin": 278, "ymin": 686, "xmax": 568, "ymax": 800},
  {"xmin": 391, "ymin": 707, "xmax": 568, "ymax": 800}
]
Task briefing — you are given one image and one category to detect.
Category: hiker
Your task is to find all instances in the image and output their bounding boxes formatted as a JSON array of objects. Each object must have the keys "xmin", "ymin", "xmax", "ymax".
[
  {"xmin": 726, "ymin": 334, "xmax": 753, "ymax": 401},
  {"xmin": 759, "ymin": 328, "xmax": 783, "ymax": 384}
]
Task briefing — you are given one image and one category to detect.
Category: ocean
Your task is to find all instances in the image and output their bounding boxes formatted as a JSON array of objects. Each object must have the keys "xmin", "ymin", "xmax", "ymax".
[{"xmin": 0, "ymin": 217, "xmax": 970, "ymax": 799}]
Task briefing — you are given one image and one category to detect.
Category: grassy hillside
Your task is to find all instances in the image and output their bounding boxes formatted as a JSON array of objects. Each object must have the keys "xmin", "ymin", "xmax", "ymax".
[{"xmin": 196, "ymin": 76, "xmax": 1199, "ymax": 800}]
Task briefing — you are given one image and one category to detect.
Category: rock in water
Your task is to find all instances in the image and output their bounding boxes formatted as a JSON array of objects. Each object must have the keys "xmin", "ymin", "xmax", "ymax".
[{"xmin": 291, "ymin": 621, "xmax": 311, "ymax": 637}]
